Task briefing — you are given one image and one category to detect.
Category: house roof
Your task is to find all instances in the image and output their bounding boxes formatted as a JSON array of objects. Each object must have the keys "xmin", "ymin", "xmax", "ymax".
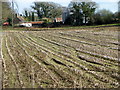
[
  {"xmin": 17, "ymin": 16, "xmax": 25, "ymax": 21},
  {"xmin": 56, "ymin": 18, "xmax": 62, "ymax": 19},
  {"xmin": 29, "ymin": 21, "xmax": 44, "ymax": 24},
  {"xmin": 56, "ymin": 18, "xmax": 62, "ymax": 21}
]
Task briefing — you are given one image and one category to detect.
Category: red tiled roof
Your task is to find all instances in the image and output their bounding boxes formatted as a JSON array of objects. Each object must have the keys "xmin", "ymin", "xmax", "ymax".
[
  {"xmin": 56, "ymin": 18, "xmax": 62, "ymax": 21},
  {"xmin": 30, "ymin": 21, "xmax": 44, "ymax": 24},
  {"xmin": 17, "ymin": 16, "xmax": 25, "ymax": 21},
  {"xmin": 3, "ymin": 22, "xmax": 9, "ymax": 25}
]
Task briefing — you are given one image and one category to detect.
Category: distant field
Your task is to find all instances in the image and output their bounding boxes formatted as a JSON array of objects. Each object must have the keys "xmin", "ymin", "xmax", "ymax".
[
  {"xmin": 1, "ymin": 23, "xmax": 120, "ymax": 31},
  {"xmin": 1, "ymin": 26, "xmax": 120, "ymax": 88}
]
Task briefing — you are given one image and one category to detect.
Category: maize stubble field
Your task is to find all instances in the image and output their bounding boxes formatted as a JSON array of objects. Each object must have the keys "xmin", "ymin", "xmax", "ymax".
[{"xmin": 1, "ymin": 26, "xmax": 120, "ymax": 88}]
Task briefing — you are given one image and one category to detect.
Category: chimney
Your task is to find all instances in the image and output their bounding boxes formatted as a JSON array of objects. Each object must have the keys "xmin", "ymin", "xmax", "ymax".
[{"xmin": 15, "ymin": 13, "xmax": 17, "ymax": 18}]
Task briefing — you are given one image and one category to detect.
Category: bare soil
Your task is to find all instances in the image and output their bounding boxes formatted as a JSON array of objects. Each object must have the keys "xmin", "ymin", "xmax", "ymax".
[{"xmin": 1, "ymin": 26, "xmax": 120, "ymax": 88}]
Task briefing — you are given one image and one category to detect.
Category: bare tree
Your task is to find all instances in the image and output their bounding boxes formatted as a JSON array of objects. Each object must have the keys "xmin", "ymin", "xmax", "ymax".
[{"xmin": 31, "ymin": 2, "xmax": 62, "ymax": 20}]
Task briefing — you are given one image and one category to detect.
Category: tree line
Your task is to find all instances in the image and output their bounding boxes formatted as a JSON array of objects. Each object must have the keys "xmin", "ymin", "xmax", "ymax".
[
  {"xmin": 23, "ymin": 2, "xmax": 62, "ymax": 22},
  {"xmin": 1, "ymin": 0, "xmax": 120, "ymax": 27},
  {"xmin": 64, "ymin": 1, "xmax": 120, "ymax": 26}
]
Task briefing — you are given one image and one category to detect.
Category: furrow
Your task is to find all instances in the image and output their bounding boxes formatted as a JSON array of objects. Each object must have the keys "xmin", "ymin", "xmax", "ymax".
[
  {"xmin": 17, "ymin": 32, "xmax": 119, "ymax": 86},
  {"xmin": 5, "ymin": 35, "xmax": 23, "ymax": 88}
]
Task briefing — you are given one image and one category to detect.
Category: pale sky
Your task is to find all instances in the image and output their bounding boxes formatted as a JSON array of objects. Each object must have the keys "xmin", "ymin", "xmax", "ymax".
[{"xmin": 9, "ymin": 0, "xmax": 119, "ymax": 14}]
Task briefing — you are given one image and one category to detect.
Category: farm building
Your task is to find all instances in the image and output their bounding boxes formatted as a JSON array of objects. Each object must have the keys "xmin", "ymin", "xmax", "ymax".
[
  {"xmin": 19, "ymin": 21, "xmax": 44, "ymax": 27},
  {"xmin": 55, "ymin": 18, "xmax": 63, "ymax": 22},
  {"xmin": 13, "ymin": 14, "xmax": 25, "ymax": 24}
]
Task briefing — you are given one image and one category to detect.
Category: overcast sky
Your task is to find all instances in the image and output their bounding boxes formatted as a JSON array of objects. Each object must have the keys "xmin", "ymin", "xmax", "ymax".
[{"xmin": 10, "ymin": 0, "xmax": 119, "ymax": 14}]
